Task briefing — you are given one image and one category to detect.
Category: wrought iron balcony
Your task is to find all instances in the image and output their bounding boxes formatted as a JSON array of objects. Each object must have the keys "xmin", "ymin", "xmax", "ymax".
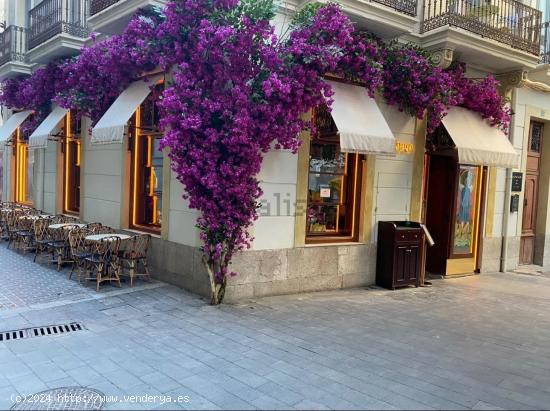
[
  {"xmin": 422, "ymin": 0, "xmax": 542, "ymax": 55},
  {"xmin": 90, "ymin": 0, "xmax": 121, "ymax": 16},
  {"xmin": 0, "ymin": 26, "xmax": 27, "ymax": 67},
  {"xmin": 371, "ymin": 0, "xmax": 417, "ymax": 16},
  {"xmin": 28, "ymin": 0, "xmax": 89, "ymax": 50}
]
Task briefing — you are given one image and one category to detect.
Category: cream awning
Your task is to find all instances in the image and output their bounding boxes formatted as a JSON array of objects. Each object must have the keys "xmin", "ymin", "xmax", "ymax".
[
  {"xmin": 0, "ymin": 110, "xmax": 33, "ymax": 149},
  {"xmin": 91, "ymin": 75, "xmax": 161, "ymax": 145},
  {"xmin": 327, "ymin": 80, "xmax": 395, "ymax": 155},
  {"xmin": 29, "ymin": 106, "xmax": 68, "ymax": 149},
  {"xmin": 442, "ymin": 107, "xmax": 519, "ymax": 169}
]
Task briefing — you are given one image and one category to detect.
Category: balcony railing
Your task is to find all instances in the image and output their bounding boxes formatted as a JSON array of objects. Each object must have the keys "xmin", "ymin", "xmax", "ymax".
[
  {"xmin": 422, "ymin": 0, "xmax": 542, "ymax": 55},
  {"xmin": 0, "ymin": 26, "xmax": 27, "ymax": 67},
  {"xmin": 90, "ymin": 0, "xmax": 120, "ymax": 16},
  {"xmin": 371, "ymin": 0, "xmax": 417, "ymax": 16},
  {"xmin": 29, "ymin": 0, "xmax": 89, "ymax": 50}
]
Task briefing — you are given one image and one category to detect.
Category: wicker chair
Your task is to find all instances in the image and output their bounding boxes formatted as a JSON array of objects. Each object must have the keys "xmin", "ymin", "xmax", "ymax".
[
  {"xmin": 5, "ymin": 210, "xmax": 20, "ymax": 248},
  {"xmin": 120, "ymin": 234, "xmax": 151, "ymax": 286},
  {"xmin": 85, "ymin": 236, "xmax": 122, "ymax": 291},
  {"xmin": 63, "ymin": 215, "xmax": 81, "ymax": 223},
  {"xmin": 69, "ymin": 228, "xmax": 93, "ymax": 282},
  {"xmin": 48, "ymin": 224, "xmax": 79, "ymax": 271},
  {"xmin": 12, "ymin": 213, "xmax": 35, "ymax": 253},
  {"xmin": 84, "ymin": 223, "xmax": 104, "ymax": 233},
  {"xmin": 0, "ymin": 209, "xmax": 9, "ymax": 242},
  {"xmin": 93, "ymin": 225, "xmax": 117, "ymax": 235},
  {"xmin": 33, "ymin": 217, "xmax": 54, "ymax": 263}
]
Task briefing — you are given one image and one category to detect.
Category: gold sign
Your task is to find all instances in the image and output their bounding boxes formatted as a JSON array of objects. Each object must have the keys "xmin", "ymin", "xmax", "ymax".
[{"xmin": 395, "ymin": 141, "xmax": 414, "ymax": 154}]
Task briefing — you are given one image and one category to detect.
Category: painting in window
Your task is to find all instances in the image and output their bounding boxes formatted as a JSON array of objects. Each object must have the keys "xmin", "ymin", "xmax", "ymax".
[{"xmin": 452, "ymin": 165, "xmax": 480, "ymax": 256}]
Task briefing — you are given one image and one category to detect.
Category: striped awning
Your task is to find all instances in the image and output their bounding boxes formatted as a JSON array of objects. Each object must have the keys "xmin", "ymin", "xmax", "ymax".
[
  {"xmin": 29, "ymin": 106, "xmax": 68, "ymax": 149},
  {"xmin": 0, "ymin": 111, "xmax": 33, "ymax": 149},
  {"xmin": 91, "ymin": 75, "xmax": 161, "ymax": 145}
]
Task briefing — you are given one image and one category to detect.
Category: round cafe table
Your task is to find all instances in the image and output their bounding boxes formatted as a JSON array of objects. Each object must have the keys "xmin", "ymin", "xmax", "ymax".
[
  {"xmin": 49, "ymin": 223, "xmax": 87, "ymax": 230},
  {"xmin": 85, "ymin": 234, "xmax": 131, "ymax": 242}
]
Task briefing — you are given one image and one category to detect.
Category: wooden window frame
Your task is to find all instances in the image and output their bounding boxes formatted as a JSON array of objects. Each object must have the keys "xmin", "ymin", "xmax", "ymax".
[
  {"xmin": 63, "ymin": 110, "xmax": 81, "ymax": 215},
  {"xmin": 14, "ymin": 128, "xmax": 34, "ymax": 206},
  {"xmin": 305, "ymin": 106, "xmax": 363, "ymax": 244},
  {"xmin": 129, "ymin": 84, "xmax": 164, "ymax": 234}
]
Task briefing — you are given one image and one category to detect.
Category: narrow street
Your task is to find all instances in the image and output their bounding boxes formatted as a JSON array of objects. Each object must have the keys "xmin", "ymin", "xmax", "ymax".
[{"xmin": 1, "ymin": 246, "xmax": 550, "ymax": 410}]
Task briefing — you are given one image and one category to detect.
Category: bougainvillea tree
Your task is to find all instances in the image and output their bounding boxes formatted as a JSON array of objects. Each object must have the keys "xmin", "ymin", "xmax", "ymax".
[{"xmin": 0, "ymin": 0, "xmax": 511, "ymax": 304}]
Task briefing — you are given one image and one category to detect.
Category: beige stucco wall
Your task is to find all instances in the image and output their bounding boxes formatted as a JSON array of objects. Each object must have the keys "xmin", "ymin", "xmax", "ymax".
[
  {"xmin": 373, "ymin": 101, "xmax": 418, "ymax": 241},
  {"xmin": 80, "ymin": 118, "xmax": 126, "ymax": 228}
]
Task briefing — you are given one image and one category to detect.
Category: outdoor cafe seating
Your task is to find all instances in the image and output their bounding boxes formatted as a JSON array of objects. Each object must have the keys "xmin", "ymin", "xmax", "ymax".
[{"xmin": 0, "ymin": 202, "xmax": 152, "ymax": 290}]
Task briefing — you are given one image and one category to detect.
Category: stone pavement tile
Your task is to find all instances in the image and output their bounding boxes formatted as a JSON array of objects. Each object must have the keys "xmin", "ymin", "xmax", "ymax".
[
  {"xmin": 87, "ymin": 357, "xmax": 121, "ymax": 374},
  {"xmin": 139, "ymin": 372, "xmax": 181, "ymax": 394},
  {"xmin": 0, "ymin": 386, "xmax": 18, "ymax": 411},
  {"xmin": 256, "ymin": 381, "xmax": 303, "ymax": 406},
  {"xmin": 115, "ymin": 358, "xmax": 157, "ymax": 377},
  {"xmin": 15, "ymin": 350, "xmax": 51, "ymax": 367},
  {"xmin": 179, "ymin": 375, "xmax": 256, "ymax": 410},
  {"xmin": 195, "ymin": 369, "xmax": 263, "ymax": 403},
  {"xmin": 49, "ymin": 353, "xmax": 87, "ymax": 371},
  {"xmin": 0, "ymin": 374, "xmax": 11, "ymax": 389},
  {"xmin": 104, "ymin": 369, "xmax": 145, "ymax": 391},
  {"xmin": 45, "ymin": 376, "xmax": 80, "ymax": 389},
  {"xmin": 221, "ymin": 363, "xmax": 270, "ymax": 388},
  {"xmin": 293, "ymin": 399, "xmax": 330, "ymax": 410},
  {"xmin": 0, "ymin": 361, "xmax": 34, "ymax": 380},
  {"xmin": 8, "ymin": 373, "xmax": 48, "ymax": 396},
  {"xmin": 28, "ymin": 361, "xmax": 69, "ymax": 383},
  {"xmin": 249, "ymin": 394, "xmax": 294, "ymax": 410},
  {"xmin": 151, "ymin": 362, "xmax": 197, "ymax": 382},
  {"xmin": 472, "ymin": 401, "xmax": 505, "ymax": 410},
  {"xmin": 66, "ymin": 366, "xmax": 104, "ymax": 386}
]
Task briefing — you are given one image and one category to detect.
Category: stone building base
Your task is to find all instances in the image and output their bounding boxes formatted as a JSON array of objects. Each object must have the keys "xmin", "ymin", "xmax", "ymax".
[
  {"xmin": 147, "ymin": 240, "xmax": 377, "ymax": 302},
  {"xmin": 147, "ymin": 237, "xmax": 520, "ymax": 302}
]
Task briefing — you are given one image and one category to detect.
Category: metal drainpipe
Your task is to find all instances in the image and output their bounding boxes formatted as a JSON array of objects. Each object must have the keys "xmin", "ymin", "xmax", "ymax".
[{"xmin": 500, "ymin": 88, "xmax": 517, "ymax": 273}]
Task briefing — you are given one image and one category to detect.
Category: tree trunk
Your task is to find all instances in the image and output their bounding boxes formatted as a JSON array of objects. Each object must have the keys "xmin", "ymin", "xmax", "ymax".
[{"xmin": 204, "ymin": 256, "xmax": 227, "ymax": 305}]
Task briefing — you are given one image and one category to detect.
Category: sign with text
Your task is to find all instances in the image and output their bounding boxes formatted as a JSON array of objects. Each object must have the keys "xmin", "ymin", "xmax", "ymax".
[
  {"xmin": 512, "ymin": 172, "xmax": 523, "ymax": 192},
  {"xmin": 395, "ymin": 141, "xmax": 414, "ymax": 154}
]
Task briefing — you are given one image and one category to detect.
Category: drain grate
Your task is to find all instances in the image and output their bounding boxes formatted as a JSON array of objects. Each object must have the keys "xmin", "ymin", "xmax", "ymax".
[{"xmin": 0, "ymin": 322, "xmax": 85, "ymax": 342}]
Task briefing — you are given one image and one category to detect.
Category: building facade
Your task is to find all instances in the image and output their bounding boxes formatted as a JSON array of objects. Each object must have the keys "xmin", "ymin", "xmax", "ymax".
[{"xmin": 0, "ymin": 0, "xmax": 547, "ymax": 302}]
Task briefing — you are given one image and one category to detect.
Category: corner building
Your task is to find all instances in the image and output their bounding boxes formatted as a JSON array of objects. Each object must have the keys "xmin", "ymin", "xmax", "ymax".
[{"xmin": 0, "ymin": 0, "xmax": 547, "ymax": 301}]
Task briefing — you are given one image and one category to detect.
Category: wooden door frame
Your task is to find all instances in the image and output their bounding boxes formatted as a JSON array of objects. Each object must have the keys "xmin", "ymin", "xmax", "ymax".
[{"xmin": 520, "ymin": 121, "xmax": 544, "ymax": 265}]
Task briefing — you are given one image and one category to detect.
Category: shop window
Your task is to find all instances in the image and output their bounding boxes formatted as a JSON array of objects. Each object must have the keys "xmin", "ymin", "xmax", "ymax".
[
  {"xmin": 63, "ymin": 111, "xmax": 81, "ymax": 214},
  {"xmin": 129, "ymin": 84, "xmax": 163, "ymax": 232},
  {"xmin": 14, "ymin": 128, "xmax": 34, "ymax": 205},
  {"xmin": 306, "ymin": 105, "xmax": 363, "ymax": 243}
]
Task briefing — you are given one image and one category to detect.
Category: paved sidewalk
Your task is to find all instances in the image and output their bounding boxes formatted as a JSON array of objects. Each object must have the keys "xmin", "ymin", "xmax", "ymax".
[{"xmin": 1, "ymin": 247, "xmax": 550, "ymax": 410}]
